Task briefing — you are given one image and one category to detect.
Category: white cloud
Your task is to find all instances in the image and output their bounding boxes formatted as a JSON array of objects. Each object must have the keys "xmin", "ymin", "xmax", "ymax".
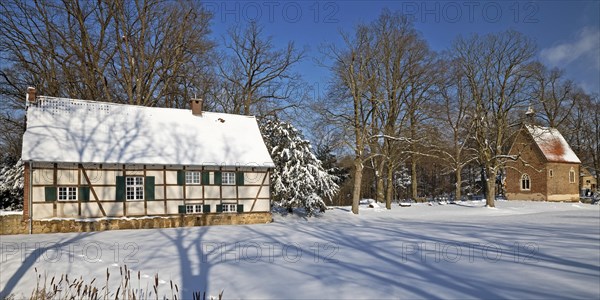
[{"xmin": 540, "ymin": 26, "xmax": 600, "ymax": 70}]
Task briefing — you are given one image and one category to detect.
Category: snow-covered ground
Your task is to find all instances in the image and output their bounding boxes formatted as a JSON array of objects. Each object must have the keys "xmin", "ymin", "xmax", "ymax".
[{"xmin": 1, "ymin": 200, "xmax": 599, "ymax": 299}]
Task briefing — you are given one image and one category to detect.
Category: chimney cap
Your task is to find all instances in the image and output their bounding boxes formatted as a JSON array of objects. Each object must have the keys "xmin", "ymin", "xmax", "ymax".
[
  {"xmin": 525, "ymin": 104, "xmax": 534, "ymax": 116},
  {"xmin": 26, "ymin": 87, "xmax": 37, "ymax": 103},
  {"xmin": 190, "ymin": 97, "xmax": 203, "ymax": 116}
]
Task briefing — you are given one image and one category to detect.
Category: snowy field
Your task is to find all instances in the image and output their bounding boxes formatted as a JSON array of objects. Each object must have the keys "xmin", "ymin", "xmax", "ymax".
[{"xmin": 1, "ymin": 200, "xmax": 599, "ymax": 299}]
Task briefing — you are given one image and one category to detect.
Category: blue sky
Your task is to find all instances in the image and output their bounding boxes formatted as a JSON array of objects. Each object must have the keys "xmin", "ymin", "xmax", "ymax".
[{"xmin": 204, "ymin": 1, "xmax": 600, "ymax": 97}]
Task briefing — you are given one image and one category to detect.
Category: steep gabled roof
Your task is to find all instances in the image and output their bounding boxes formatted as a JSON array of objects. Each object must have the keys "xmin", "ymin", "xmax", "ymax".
[
  {"xmin": 526, "ymin": 125, "xmax": 581, "ymax": 164},
  {"xmin": 21, "ymin": 96, "xmax": 275, "ymax": 167}
]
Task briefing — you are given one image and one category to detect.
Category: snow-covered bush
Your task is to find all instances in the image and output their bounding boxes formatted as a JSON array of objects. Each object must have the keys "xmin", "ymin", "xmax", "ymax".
[
  {"xmin": 260, "ymin": 119, "xmax": 339, "ymax": 216},
  {"xmin": 0, "ymin": 159, "xmax": 24, "ymax": 210}
]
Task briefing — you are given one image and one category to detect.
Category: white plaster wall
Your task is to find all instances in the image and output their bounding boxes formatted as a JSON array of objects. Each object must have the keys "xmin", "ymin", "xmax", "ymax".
[
  {"xmin": 205, "ymin": 186, "xmax": 220, "ymax": 199},
  {"xmin": 166, "ymin": 186, "xmax": 183, "ymax": 199},
  {"xmin": 238, "ymin": 186, "xmax": 269, "ymax": 199},
  {"xmin": 58, "ymin": 202, "xmax": 78, "ymax": 217},
  {"xmin": 243, "ymin": 172, "xmax": 268, "ymax": 185},
  {"xmin": 81, "ymin": 203, "xmax": 104, "ymax": 218},
  {"xmin": 222, "ymin": 186, "xmax": 237, "ymax": 199},
  {"xmin": 126, "ymin": 201, "xmax": 145, "ymax": 215},
  {"xmin": 166, "ymin": 201, "xmax": 184, "ymax": 214},
  {"xmin": 32, "ymin": 187, "xmax": 47, "ymax": 203},
  {"xmin": 32, "ymin": 169, "xmax": 53, "ymax": 185},
  {"xmin": 155, "ymin": 186, "xmax": 165, "ymax": 200},
  {"xmin": 33, "ymin": 204, "xmax": 53, "ymax": 219},
  {"xmin": 165, "ymin": 171, "xmax": 178, "ymax": 185},
  {"xmin": 103, "ymin": 203, "xmax": 124, "ymax": 217},
  {"xmin": 146, "ymin": 170, "xmax": 164, "ymax": 184},
  {"xmin": 186, "ymin": 186, "xmax": 203, "ymax": 199},
  {"xmin": 56, "ymin": 169, "xmax": 78, "ymax": 185},
  {"xmin": 147, "ymin": 202, "xmax": 165, "ymax": 215}
]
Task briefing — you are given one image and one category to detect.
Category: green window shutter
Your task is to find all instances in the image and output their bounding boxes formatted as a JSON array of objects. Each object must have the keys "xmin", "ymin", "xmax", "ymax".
[
  {"xmin": 216, "ymin": 204, "xmax": 223, "ymax": 213},
  {"xmin": 203, "ymin": 204, "xmax": 210, "ymax": 213},
  {"xmin": 214, "ymin": 171, "xmax": 222, "ymax": 185},
  {"xmin": 178, "ymin": 205, "xmax": 186, "ymax": 214},
  {"xmin": 115, "ymin": 176, "xmax": 125, "ymax": 202},
  {"xmin": 177, "ymin": 170, "xmax": 185, "ymax": 186},
  {"xmin": 236, "ymin": 172, "xmax": 244, "ymax": 186},
  {"xmin": 237, "ymin": 204, "xmax": 244, "ymax": 213},
  {"xmin": 79, "ymin": 187, "xmax": 90, "ymax": 202},
  {"xmin": 45, "ymin": 187, "xmax": 56, "ymax": 202},
  {"xmin": 201, "ymin": 172, "xmax": 210, "ymax": 185},
  {"xmin": 145, "ymin": 176, "xmax": 155, "ymax": 200}
]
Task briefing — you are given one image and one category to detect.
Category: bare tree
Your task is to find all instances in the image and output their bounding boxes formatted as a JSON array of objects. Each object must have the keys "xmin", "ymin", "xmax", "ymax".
[
  {"xmin": 0, "ymin": 0, "xmax": 213, "ymax": 158},
  {"xmin": 434, "ymin": 57, "xmax": 478, "ymax": 201},
  {"xmin": 568, "ymin": 93, "xmax": 600, "ymax": 185},
  {"xmin": 109, "ymin": 0, "xmax": 213, "ymax": 107},
  {"xmin": 215, "ymin": 22, "xmax": 304, "ymax": 116},
  {"xmin": 452, "ymin": 30, "xmax": 536, "ymax": 207},
  {"xmin": 322, "ymin": 25, "xmax": 376, "ymax": 214},
  {"xmin": 529, "ymin": 62, "xmax": 576, "ymax": 128}
]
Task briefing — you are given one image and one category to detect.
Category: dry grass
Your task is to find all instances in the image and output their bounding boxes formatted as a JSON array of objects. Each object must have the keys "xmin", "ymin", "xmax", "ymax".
[{"xmin": 22, "ymin": 266, "xmax": 223, "ymax": 300}]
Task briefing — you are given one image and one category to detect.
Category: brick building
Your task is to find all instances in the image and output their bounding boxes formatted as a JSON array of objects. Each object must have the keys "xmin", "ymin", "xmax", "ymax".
[{"xmin": 505, "ymin": 125, "xmax": 580, "ymax": 202}]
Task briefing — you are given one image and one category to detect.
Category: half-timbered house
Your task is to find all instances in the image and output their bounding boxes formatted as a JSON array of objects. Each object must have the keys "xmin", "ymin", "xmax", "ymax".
[{"xmin": 21, "ymin": 88, "xmax": 274, "ymax": 224}]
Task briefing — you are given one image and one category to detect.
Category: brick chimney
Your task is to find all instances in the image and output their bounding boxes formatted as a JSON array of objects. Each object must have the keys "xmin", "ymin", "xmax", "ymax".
[
  {"xmin": 191, "ymin": 98, "xmax": 203, "ymax": 116},
  {"xmin": 26, "ymin": 87, "xmax": 37, "ymax": 104}
]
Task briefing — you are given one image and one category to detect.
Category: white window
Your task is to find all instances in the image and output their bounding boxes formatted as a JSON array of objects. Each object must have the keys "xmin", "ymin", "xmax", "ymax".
[
  {"xmin": 126, "ymin": 177, "xmax": 144, "ymax": 200},
  {"xmin": 569, "ymin": 168, "xmax": 576, "ymax": 183},
  {"xmin": 185, "ymin": 204, "xmax": 203, "ymax": 214},
  {"xmin": 58, "ymin": 187, "xmax": 77, "ymax": 201},
  {"xmin": 186, "ymin": 171, "xmax": 201, "ymax": 184},
  {"xmin": 521, "ymin": 174, "xmax": 531, "ymax": 191},
  {"xmin": 222, "ymin": 203, "xmax": 237, "ymax": 213},
  {"xmin": 222, "ymin": 172, "xmax": 236, "ymax": 185}
]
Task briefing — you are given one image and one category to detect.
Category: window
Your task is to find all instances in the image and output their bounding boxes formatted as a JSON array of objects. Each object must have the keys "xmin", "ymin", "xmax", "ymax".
[
  {"xmin": 549, "ymin": 169, "xmax": 553, "ymax": 178},
  {"xmin": 126, "ymin": 177, "xmax": 144, "ymax": 200},
  {"xmin": 58, "ymin": 187, "xmax": 77, "ymax": 201},
  {"xmin": 222, "ymin": 203, "xmax": 237, "ymax": 213},
  {"xmin": 186, "ymin": 204, "xmax": 203, "ymax": 214},
  {"xmin": 186, "ymin": 171, "xmax": 201, "ymax": 184},
  {"xmin": 222, "ymin": 172, "xmax": 236, "ymax": 185},
  {"xmin": 569, "ymin": 167, "xmax": 576, "ymax": 183},
  {"xmin": 521, "ymin": 174, "xmax": 531, "ymax": 191}
]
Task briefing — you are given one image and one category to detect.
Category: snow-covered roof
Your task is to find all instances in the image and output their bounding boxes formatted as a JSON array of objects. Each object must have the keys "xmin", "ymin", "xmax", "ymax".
[
  {"xmin": 526, "ymin": 125, "xmax": 580, "ymax": 164},
  {"xmin": 21, "ymin": 97, "xmax": 275, "ymax": 167}
]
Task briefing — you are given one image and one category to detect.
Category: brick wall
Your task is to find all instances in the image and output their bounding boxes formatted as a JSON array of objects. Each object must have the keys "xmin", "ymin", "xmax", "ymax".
[
  {"xmin": 22, "ymin": 162, "xmax": 30, "ymax": 221},
  {"xmin": 506, "ymin": 131, "xmax": 548, "ymax": 200}
]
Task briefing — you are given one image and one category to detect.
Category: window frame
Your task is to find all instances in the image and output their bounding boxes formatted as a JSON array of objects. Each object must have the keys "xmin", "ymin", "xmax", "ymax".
[
  {"xmin": 57, "ymin": 186, "xmax": 78, "ymax": 201},
  {"xmin": 126, "ymin": 176, "xmax": 144, "ymax": 201},
  {"xmin": 222, "ymin": 172, "xmax": 236, "ymax": 185},
  {"xmin": 222, "ymin": 203, "xmax": 237, "ymax": 213},
  {"xmin": 185, "ymin": 204, "xmax": 203, "ymax": 214},
  {"xmin": 569, "ymin": 167, "xmax": 576, "ymax": 183},
  {"xmin": 185, "ymin": 171, "xmax": 201, "ymax": 185},
  {"xmin": 548, "ymin": 169, "xmax": 553, "ymax": 178},
  {"xmin": 521, "ymin": 174, "xmax": 531, "ymax": 191}
]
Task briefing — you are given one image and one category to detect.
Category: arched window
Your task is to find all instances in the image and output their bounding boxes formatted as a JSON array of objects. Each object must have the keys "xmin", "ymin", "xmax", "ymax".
[
  {"xmin": 569, "ymin": 167, "xmax": 576, "ymax": 183},
  {"xmin": 521, "ymin": 174, "xmax": 531, "ymax": 191}
]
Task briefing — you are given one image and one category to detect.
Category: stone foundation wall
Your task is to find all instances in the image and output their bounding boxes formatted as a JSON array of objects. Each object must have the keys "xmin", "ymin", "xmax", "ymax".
[{"xmin": 0, "ymin": 212, "xmax": 272, "ymax": 235}]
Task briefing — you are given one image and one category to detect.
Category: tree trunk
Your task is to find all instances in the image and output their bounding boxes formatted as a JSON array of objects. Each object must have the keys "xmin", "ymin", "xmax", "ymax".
[
  {"xmin": 411, "ymin": 158, "xmax": 418, "ymax": 200},
  {"xmin": 386, "ymin": 166, "xmax": 393, "ymax": 209},
  {"xmin": 376, "ymin": 162, "xmax": 385, "ymax": 203},
  {"xmin": 352, "ymin": 158, "xmax": 363, "ymax": 214},
  {"xmin": 455, "ymin": 166, "xmax": 462, "ymax": 201},
  {"xmin": 485, "ymin": 167, "xmax": 496, "ymax": 207}
]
